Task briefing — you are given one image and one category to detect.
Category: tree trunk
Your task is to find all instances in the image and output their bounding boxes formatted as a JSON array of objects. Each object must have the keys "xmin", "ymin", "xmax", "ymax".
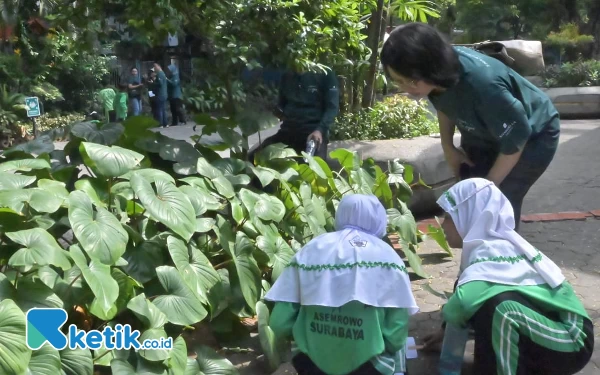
[{"xmin": 361, "ymin": 0, "xmax": 386, "ymax": 109}]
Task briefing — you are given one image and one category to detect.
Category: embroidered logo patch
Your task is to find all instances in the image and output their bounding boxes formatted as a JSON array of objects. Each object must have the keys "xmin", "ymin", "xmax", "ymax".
[{"xmin": 349, "ymin": 236, "xmax": 368, "ymax": 247}]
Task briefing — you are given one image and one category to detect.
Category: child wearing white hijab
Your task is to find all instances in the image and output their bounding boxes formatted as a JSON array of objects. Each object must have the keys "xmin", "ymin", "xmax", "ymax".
[
  {"xmin": 431, "ymin": 178, "xmax": 594, "ymax": 374},
  {"xmin": 264, "ymin": 194, "xmax": 419, "ymax": 375}
]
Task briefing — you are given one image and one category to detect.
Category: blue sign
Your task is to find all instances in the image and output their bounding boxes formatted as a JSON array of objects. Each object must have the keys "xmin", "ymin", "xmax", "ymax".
[{"xmin": 25, "ymin": 97, "xmax": 40, "ymax": 117}]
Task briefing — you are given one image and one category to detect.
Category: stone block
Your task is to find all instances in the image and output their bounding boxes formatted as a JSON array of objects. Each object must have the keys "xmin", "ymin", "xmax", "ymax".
[{"xmin": 542, "ymin": 86, "xmax": 600, "ymax": 118}]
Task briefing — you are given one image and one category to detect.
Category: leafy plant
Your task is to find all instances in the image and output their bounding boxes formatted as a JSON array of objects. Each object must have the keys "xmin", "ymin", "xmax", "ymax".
[
  {"xmin": 0, "ymin": 113, "xmax": 449, "ymax": 372},
  {"xmin": 0, "ymin": 85, "xmax": 27, "ymax": 137},
  {"xmin": 331, "ymin": 95, "xmax": 438, "ymax": 141},
  {"xmin": 542, "ymin": 59, "xmax": 600, "ymax": 88}
]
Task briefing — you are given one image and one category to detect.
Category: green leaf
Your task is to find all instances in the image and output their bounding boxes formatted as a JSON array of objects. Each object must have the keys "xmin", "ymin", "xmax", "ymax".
[
  {"xmin": 120, "ymin": 169, "xmax": 175, "ymax": 184},
  {"xmin": 387, "ymin": 200, "xmax": 418, "ymax": 245},
  {"xmin": 37, "ymin": 179, "xmax": 69, "ymax": 201},
  {"xmin": 215, "ymin": 217, "xmax": 261, "ymax": 311},
  {"xmin": 298, "ymin": 183, "xmax": 326, "ymax": 237},
  {"xmin": 212, "ymin": 158, "xmax": 251, "ymax": 186},
  {"xmin": 131, "ymin": 173, "xmax": 196, "ymax": 241},
  {"xmin": 0, "ymin": 172, "xmax": 36, "ymax": 190},
  {"xmin": 112, "ymin": 268, "xmax": 141, "ymax": 315},
  {"xmin": 0, "ymin": 299, "xmax": 31, "ymax": 374},
  {"xmin": 238, "ymin": 188, "xmax": 285, "ymax": 222},
  {"xmin": 256, "ymin": 235, "xmax": 295, "ymax": 282},
  {"xmin": 387, "ymin": 159, "xmax": 412, "ymax": 199},
  {"xmin": 0, "ymin": 188, "xmax": 64, "ymax": 214},
  {"xmin": 3, "ymin": 135, "xmax": 54, "ymax": 156},
  {"xmin": 196, "ymin": 218, "xmax": 215, "ymax": 233},
  {"xmin": 127, "ymin": 294, "xmax": 168, "ymax": 329},
  {"xmin": 184, "ymin": 345, "xmax": 238, "ymax": 375},
  {"xmin": 350, "ymin": 168, "xmax": 375, "ymax": 195},
  {"xmin": 71, "ymin": 121, "xmax": 124, "ymax": 145},
  {"xmin": 178, "ymin": 182, "xmax": 222, "ymax": 212},
  {"xmin": 59, "ymin": 348, "xmax": 93, "ymax": 375},
  {"xmin": 167, "ymin": 236, "xmax": 220, "ymax": 305},
  {"xmin": 153, "ymin": 266, "xmax": 208, "ymax": 326},
  {"xmin": 330, "ymin": 148, "xmax": 360, "ymax": 171},
  {"xmin": 256, "ymin": 143, "xmax": 297, "ymax": 165},
  {"xmin": 302, "ymin": 153, "xmax": 329, "ymax": 180},
  {"xmin": 122, "ymin": 241, "xmax": 165, "ymax": 284},
  {"xmin": 80, "ymin": 142, "xmax": 144, "ymax": 178},
  {"xmin": 74, "ymin": 178, "xmax": 108, "ymax": 208},
  {"xmin": 401, "ymin": 241, "xmax": 428, "ymax": 279},
  {"xmin": 248, "ymin": 165, "xmax": 278, "ymax": 187},
  {"xmin": 26, "ymin": 343, "xmax": 61, "ymax": 375},
  {"xmin": 0, "ymin": 273, "xmax": 64, "ymax": 311},
  {"xmin": 196, "ymin": 158, "xmax": 235, "ymax": 199},
  {"xmin": 70, "ymin": 245, "xmax": 119, "ymax": 320},
  {"xmin": 7, "ymin": 228, "xmax": 71, "ymax": 272},
  {"xmin": 110, "ymin": 356, "xmax": 168, "ymax": 374},
  {"xmin": 139, "ymin": 327, "xmax": 170, "ymax": 362},
  {"xmin": 68, "ymin": 190, "xmax": 129, "ymax": 265},
  {"xmin": 256, "ymin": 301, "xmax": 282, "ymax": 372},
  {"xmin": 0, "ymin": 158, "xmax": 51, "ymax": 172},
  {"xmin": 167, "ymin": 337, "xmax": 187, "ymax": 375},
  {"xmin": 425, "ymin": 217, "xmax": 452, "ymax": 256}
]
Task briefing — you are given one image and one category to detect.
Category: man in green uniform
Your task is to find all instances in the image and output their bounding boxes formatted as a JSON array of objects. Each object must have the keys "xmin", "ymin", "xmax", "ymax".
[
  {"xmin": 167, "ymin": 64, "xmax": 186, "ymax": 126},
  {"xmin": 153, "ymin": 62, "xmax": 169, "ymax": 128},
  {"xmin": 248, "ymin": 66, "xmax": 340, "ymax": 163},
  {"xmin": 381, "ymin": 23, "xmax": 560, "ymax": 232}
]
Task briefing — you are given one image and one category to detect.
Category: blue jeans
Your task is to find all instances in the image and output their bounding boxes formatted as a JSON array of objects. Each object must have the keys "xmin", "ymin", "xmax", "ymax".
[
  {"xmin": 130, "ymin": 97, "xmax": 142, "ymax": 116},
  {"xmin": 155, "ymin": 99, "xmax": 168, "ymax": 127}
]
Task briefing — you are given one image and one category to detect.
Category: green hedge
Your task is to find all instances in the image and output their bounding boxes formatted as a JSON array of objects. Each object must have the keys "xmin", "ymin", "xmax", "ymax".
[
  {"xmin": 331, "ymin": 95, "xmax": 438, "ymax": 141},
  {"xmin": 543, "ymin": 60, "xmax": 600, "ymax": 88}
]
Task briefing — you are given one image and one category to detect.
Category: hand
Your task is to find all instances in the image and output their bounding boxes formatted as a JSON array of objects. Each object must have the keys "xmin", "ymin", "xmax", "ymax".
[
  {"xmin": 308, "ymin": 130, "xmax": 323, "ymax": 146},
  {"xmin": 421, "ymin": 327, "xmax": 444, "ymax": 352},
  {"xmin": 444, "ymin": 146, "xmax": 475, "ymax": 180}
]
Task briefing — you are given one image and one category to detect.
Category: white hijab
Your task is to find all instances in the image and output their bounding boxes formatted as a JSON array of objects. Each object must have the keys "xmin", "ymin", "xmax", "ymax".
[
  {"xmin": 264, "ymin": 194, "xmax": 419, "ymax": 314},
  {"xmin": 436, "ymin": 178, "xmax": 565, "ymax": 288}
]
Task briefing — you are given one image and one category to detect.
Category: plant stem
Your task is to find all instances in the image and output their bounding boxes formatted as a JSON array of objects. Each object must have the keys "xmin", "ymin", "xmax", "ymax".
[
  {"xmin": 14, "ymin": 270, "xmax": 20, "ymax": 288},
  {"xmin": 107, "ymin": 178, "xmax": 113, "ymax": 211},
  {"xmin": 94, "ymin": 348, "xmax": 113, "ymax": 363},
  {"xmin": 213, "ymin": 259, "xmax": 233, "ymax": 270},
  {"xmin": 68, "ymin": 274, "xmax": 82, "ymax": 288}
]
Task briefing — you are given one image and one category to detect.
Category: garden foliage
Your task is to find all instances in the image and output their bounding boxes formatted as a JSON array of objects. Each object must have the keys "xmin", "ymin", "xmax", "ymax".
[{"xmin": 0, "ymin": 114, "xmax": 449, "ymax": 373}]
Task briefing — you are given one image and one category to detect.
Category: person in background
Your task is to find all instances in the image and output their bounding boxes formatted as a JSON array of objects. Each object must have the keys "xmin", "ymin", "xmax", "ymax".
[
  {"xmin": 265, "ymin": 194, "xmax": 419, "ymax": 375},
  {"xmin": 128, "ymin": 67, "xmax": 144, "ymax": 116},
  {"xmin": 423, "ymin": 178, "xmax": 594, "ymax": 375},
  {"xmin": 146, "ymin": 69, "xmax": 158, "ymax": 122},
  {"xmin": 98, "ymin": 79, "xmax": 116, "ymax": 123},
  {"xmin": 153, "ymin": 62, "xmax": 169, "ymax": 128},
  {"xmin": 167, "ymin": 63, "xmax": 186, "ymax": 126},
  {"xmin": 248, "ymin": 65, "xmax": 339, "ymax": 164},
  {"xmin": 380, "ymin": 23, "xmax": 560, "ymax": 232},
  {"xmin": 114, "ymin": 82, "xmax": 129, "ymax": 122}
]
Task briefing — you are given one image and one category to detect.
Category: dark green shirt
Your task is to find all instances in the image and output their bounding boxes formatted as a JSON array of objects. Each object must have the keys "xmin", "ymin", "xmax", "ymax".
[
  {"xmin": 279, "ymin": 68, "xmax": 340, "ymax": 137},
  {"xmin": 128, "ymin": 76, "xmax": 142, "ymax": 98},
  {"xmin": 429, "ymin": 47, "xmax": 560, "ymax": 157},
  {"xmin": 155, "ymin": 71, "xmax": 168, "ymax": 101}
]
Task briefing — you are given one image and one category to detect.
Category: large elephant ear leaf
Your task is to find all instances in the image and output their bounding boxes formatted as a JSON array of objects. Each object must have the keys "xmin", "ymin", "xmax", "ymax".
[
  {"xmin": 79, "ymin": 142, "xmax": 144, "ymax": 178},
  {"xmin": 27, "ymin": 343, "xmax": 62, "ymax": 375},
  {"xmin": 152, "ymin": 266, "xmax": 208, "ymax": 326},
  {"xmin": 130, "ymin": 173, "xmax": 196, "ymax": 241},
  {"xmin": 68, "ymin": 190, "xmax": 129, "ymax": 265},
  {"xmin": 59, "ymin": 348, "xmax": 94, "ymax": 375},
  {"xmin": 0, "ymin": 171, "xmax": 36, "ymax": 190},
  {"xmin": 70, "ymin": 244, "xmax": 119, "ymax": 321},
  {"xmin": 0, "ymin": 299, "xmax": 31, "ymax": 375},
  {"xmin": 167, "ymin": 236, "xmax": 220, "ymax": 305},
  {"xmin": 185, "ymin": 345, "xmax": 238, "ymax": 375},
  {"xmin": 71, "ymin": 121, "xmax": 124, "ymax": 145},
  {"xmin": 256, "ymin": 301, "xmax": 282, "ymax": 372},
  {"xmin": 6, "ymin": 228, "xmax": 71, "ymax": 272}
]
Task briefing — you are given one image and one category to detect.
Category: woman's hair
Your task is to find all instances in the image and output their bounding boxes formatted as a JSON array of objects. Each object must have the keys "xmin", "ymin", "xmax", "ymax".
[{"xmin": 380, "ymin": 23, "xmax": 461, "ymax": 89}]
